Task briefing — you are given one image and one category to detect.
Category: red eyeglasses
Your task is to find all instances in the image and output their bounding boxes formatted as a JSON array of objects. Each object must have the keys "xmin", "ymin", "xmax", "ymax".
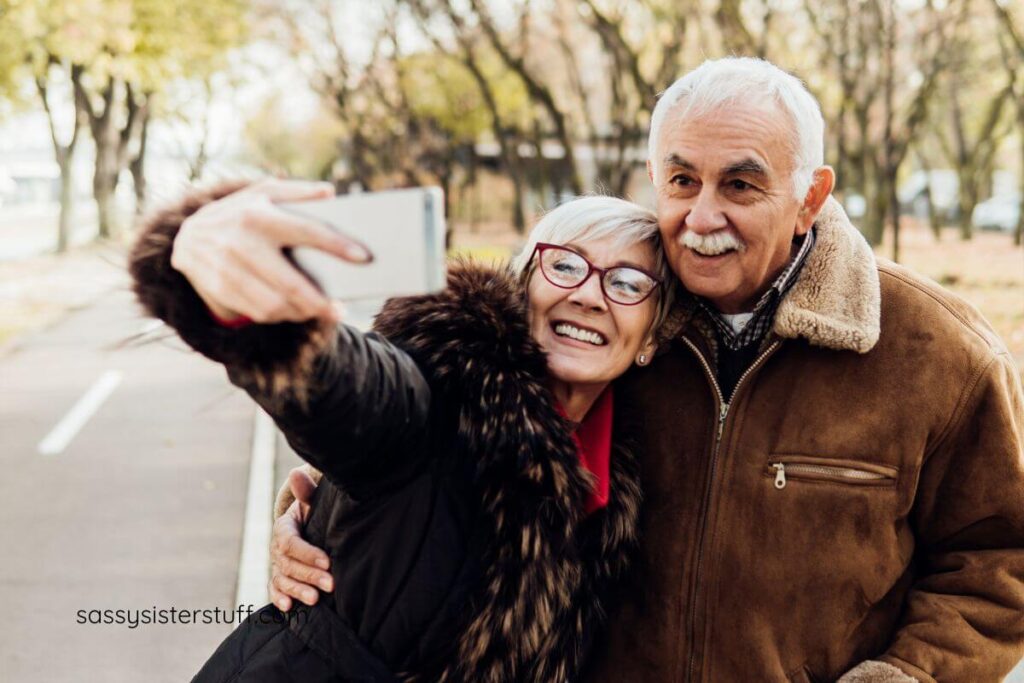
[{"xmin": 531, "ymin": 243, "xmax": 661, "ymax": 306}]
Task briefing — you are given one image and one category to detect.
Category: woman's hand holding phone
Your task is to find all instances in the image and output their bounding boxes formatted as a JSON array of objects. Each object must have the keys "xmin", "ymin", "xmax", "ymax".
[{"xmin": 170, "ymin": 178, "xmax": 373, "ymax": 325}]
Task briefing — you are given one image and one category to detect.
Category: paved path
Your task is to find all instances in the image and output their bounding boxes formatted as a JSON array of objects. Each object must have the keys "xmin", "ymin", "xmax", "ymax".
[
  {"xmin": 0, "ymin": 287, "xmax": 256, "ymax": 681},
  {"xmin": 0, "ymin": 279, "xmax": 384, "ymax": 682}
]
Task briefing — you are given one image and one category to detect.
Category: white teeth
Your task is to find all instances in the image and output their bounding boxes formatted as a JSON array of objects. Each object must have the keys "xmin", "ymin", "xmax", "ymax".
[{"xmin": 554, "ymin": 323, "xmax": 606, "ymax": 346}]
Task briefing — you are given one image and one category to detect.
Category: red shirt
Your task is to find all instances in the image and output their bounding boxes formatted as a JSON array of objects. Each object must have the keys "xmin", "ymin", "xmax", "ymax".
[{"xmin": 557, "ymin": 387, "xmax": 613, "ymax": 515}]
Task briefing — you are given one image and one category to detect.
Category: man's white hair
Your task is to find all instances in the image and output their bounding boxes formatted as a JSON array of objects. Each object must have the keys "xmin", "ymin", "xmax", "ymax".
[{"xmin": 648, "ymin": 57, "xmax": 825, "ymax": 200}]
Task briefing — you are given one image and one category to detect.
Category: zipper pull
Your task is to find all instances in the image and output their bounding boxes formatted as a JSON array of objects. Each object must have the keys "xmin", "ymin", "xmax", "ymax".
[
  {"xmin": 772, "ymin": 463, "xmax": 786, "ymax": 489},
  {"xmin": 716, "ymin": 403, "xmax": 729, "ymax": 442}
]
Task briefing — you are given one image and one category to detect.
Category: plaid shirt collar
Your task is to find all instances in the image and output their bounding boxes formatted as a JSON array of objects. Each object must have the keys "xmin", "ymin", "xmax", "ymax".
[{"xmin": 697, "ymin": 228, "xmax": 816, "ymax": 351}]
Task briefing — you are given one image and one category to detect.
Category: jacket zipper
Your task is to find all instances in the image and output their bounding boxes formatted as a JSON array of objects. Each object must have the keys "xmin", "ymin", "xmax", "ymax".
[
  {"xmin": 680, "ymin": 338, "xmax": 780, "ymax": 683},
  {"xmin": 771, "ymin": 462, "xmax": 893, "ymax": 489}
]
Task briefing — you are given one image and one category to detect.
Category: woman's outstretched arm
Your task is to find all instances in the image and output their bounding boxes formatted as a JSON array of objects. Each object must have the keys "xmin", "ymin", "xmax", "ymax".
[{"xmin": 128, "ymin": 179, "xmax": 432, "ymax": 498}]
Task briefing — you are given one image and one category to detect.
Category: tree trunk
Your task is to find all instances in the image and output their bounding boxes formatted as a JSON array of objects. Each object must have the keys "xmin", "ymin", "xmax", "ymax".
[
  {"xmin": 956, "ymin": 175, "xmax": 977, "ymax": 240},
  {"xmin": 530, "ymin": 122, "xmax": 551, "ymax": 208},
  {"xmin": 74, "ymin": 74, "xmax": 134, "ymax": 240},
  {"xmin": 93, "ymin": 148, "xmax": 119, "ymax": 239},
  {"xmin": 510, "ymin": 151, "xmax": 526, "ymax": 234},
  {"xmin": 439, "ymin": 167, "xmax": 453, "ymax": 249},
  {"xmin": 130, "ymin": 113, "xmax": 150, "ymax": 214},
  {"xmin": 1016, "ymin": 133, "xmax": 1024, "ymax": 246},
  {"xmin": 888, "ymin": 168, "xmax": 901, "ymax": 262},
  {"xmin": 915, "ymin": 152, "xmax": 942, "ymax": 240},
  {"xmin": 862, "ymin": 162, "xmax": 886, "ymax": 246},
  {"xmin": 56, "ymin": 155, "xmax": 73, "ymax": 253},
  {"xmin": 923, "ymin": 178, "xmax": 941, "ymax": 241},
  {"xmin": 36, "ymin": 66, "xmax": 82, "ymax": 254}
]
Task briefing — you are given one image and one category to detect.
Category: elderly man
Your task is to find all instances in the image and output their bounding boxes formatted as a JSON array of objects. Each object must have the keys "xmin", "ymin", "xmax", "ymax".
[{"xmin": 271, "ymin": 58, "xmax": 1024, "ymax": 681}]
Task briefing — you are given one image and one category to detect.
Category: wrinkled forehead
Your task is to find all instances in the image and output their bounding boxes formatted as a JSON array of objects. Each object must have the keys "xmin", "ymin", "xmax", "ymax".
[{"xmin": 655, "ymin": 99, "xmax": 800, "ymax": 172}]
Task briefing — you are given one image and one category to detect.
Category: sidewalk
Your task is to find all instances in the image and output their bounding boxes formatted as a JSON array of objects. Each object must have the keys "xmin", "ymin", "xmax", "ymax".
[
  {"xmin": 0, "ymin": 287, "xmax": 256, "ymax": 681},
  {"xmin": 0, "ymin": 243, "xmax": 126, "ymax": 352}
]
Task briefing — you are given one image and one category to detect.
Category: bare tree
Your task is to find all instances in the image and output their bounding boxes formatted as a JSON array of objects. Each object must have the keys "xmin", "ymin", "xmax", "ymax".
[
  {"xmin": 573, "ymin": 0, "xmax": 691, "ymax": 195},
  {"xmin": 991, "ymin": 0, "xmax": 1024, "ymax": 245},
  {"xmin": 913, "ymin": 149, "xmax": 944, "ymax": 239},
  {"xmin": 34, "ymin": 59, "xmax": 85, "ymax": 252},
  {"xmin": 935, "ymin": 64, "xmax": 1015, "ymax": 240},
  {"xmin": 464, "ymin": 0, "xmax": 584, "ymax": 195},
  {"xmin": 72, "ymin": 72, "xmax": 151, "ymax": 238},
  {"xmin": 805, "ymin": 0, "xmax": 960, "ymax": 255},
  {"xmin": 405, "ymin": 0, "xmax": 530, "ymax": 230}
]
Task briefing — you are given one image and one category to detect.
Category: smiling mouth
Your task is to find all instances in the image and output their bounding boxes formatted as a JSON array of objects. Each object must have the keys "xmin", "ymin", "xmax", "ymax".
[
  {"xmin": 686, "ymin": 244, "xmax": 738, "ymax": 257},
  {"xmin": 552, "ymin": 321, "xmax": 607, "ymax": 346}
]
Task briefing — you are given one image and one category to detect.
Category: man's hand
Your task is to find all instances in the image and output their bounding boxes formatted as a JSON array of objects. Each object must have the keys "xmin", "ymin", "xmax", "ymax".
[
  {"xmin": 170, "ymin": 178, "xmax": 372, "ymax": 325},
  {"xmin": 269, "ymin": 468, "xmax": 333, "ymax": 611}
]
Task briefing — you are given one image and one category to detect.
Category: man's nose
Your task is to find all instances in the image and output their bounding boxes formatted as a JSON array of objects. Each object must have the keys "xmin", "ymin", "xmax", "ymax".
[
  {"xmin": 685, "ymin": 188, "xmax": 728, "ymax": 233},
  {"xmin": 568, "ymin": 271, "xmax": 608, "ymax": 311}
]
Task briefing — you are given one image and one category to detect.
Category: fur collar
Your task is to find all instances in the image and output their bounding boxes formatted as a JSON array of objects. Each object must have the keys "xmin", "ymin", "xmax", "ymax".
[
  {"xmin": 773, "ymin": 196, "xmax": 881, "ymax": 353},
  {"xmin": 371, "ymin": 264, "xmax": 641, "ymax": 683},
  {"xmin": 661, "ymin": 196, "xmax": 881, "ymax": 355}
]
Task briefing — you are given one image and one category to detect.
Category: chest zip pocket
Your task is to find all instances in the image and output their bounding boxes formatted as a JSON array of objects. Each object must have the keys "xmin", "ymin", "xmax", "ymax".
[{"xmin": 769, "ymin": 459, "xmax": 898, "ymax": 490}]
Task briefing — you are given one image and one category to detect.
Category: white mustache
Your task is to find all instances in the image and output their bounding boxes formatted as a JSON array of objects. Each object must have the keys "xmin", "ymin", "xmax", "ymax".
[{"xmin": 680, "ymin": 230, "xmax": 746, "ymax": 256}]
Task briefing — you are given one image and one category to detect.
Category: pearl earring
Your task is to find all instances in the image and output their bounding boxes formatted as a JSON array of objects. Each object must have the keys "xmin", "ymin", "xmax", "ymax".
[{"xmin": 638, "ymin": 354, "xmax": 648, "ymax": 366}]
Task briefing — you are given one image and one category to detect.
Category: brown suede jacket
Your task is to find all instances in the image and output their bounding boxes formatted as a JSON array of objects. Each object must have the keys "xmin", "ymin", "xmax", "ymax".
[
  {"xmin": 578, "ymin": 198, "xmax": 1024, "ymax": 683},
  {"xmin": 277, "ymin": 198, "xmax": 1024, "ymax": 682}
]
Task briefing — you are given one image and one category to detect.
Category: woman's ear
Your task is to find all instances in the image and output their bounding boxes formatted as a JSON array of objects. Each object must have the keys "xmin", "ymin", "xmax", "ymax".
[{"xmin": 636, "ymin": 336, "xmax": 658, "ymax": 367}]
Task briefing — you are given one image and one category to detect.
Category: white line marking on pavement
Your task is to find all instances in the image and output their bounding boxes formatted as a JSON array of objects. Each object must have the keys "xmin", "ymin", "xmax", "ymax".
[
  {"xmin": 139, "ymin": 319, "xmax": 164, "ymax": 335},
  {"xmin": 234, "ymin": 408, "xmax": 277, "ymax": 622},
  {"xmin": 37, "ymin": 370, "xmax": 123, "ymax": 456}
]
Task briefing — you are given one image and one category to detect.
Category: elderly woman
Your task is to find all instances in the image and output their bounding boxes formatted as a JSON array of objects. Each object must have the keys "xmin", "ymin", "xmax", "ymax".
[{"xmin": 128, "ymin": 179, "xmax": 673, "ymax": 682}]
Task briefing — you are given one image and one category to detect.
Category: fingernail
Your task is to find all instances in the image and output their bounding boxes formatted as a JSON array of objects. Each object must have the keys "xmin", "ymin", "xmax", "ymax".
[
  {"xmin": 342, "ymin": 242, "xmax": 373, "ymax": 263},
  {"xmin": 319, "ymin": 576, "xmax": 333, "ymax": 591},
  {"xmin": 316, "ymin": 557, "xmax": 330, "ymax": 570},
  {"xmin": 303, "ymin": 590, "xmax": 317, "ymax": 603},
  {"xmin": 276, "ymin": 599, "xmax": 288, "ymax": 611}
]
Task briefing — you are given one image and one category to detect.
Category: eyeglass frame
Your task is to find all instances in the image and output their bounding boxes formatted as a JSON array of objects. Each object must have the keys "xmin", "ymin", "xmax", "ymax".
[{"xmin": 530, "ymin": 242, "xmax": 662, "ymax": 306}]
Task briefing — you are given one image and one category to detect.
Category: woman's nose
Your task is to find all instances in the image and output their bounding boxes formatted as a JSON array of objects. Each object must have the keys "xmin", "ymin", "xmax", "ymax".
[{"xmin": 567, "ymin": 271, "xmax": 608, "ymax": 311}]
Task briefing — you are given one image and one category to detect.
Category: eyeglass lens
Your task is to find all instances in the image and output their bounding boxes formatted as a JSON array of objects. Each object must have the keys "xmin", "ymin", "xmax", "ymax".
[{"xmin": 539, "ymin": 247, "xmax": 656, "ymax": 305}]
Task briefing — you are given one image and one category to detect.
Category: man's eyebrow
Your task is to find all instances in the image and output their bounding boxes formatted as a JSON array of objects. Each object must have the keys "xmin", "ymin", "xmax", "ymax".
[
  {"xmin": 663, "ymin": 153, "xmax": 696, "ymax": 171},
  {"xmin": 722, "ymin": 158, "xmax": 769, "ymax": 177}
]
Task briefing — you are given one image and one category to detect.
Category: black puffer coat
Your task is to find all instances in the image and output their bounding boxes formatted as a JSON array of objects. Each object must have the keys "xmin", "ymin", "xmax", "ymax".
[{"xmin": 128, "ymin": 184, "xmax": 643, "ymax": 683}]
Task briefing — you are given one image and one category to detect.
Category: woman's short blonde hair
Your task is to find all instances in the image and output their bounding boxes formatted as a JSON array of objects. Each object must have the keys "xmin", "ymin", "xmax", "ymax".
[{"xmin": 511, "ymin": 195, "xmax": 675, "ymax": 339}]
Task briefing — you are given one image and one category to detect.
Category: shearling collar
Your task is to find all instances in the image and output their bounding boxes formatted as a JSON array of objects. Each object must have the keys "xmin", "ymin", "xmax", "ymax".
[
  {"xmin": 773, "ymin": 196, "xmax": 881, "ymax": 353},
  {"xmin": 662, "ymin": 196, "xmax": 881, "ymax": 355}
]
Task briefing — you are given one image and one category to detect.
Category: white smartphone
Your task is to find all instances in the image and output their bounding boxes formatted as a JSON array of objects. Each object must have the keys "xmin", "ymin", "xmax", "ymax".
[{"xmin": 280, "ymin": 187, "xmax": 447, "ymax": 301}]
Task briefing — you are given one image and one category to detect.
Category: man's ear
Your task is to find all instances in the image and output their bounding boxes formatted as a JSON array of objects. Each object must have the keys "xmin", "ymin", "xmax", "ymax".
[
  {"xmin": 647, "ymin": 159, "xmax": 655, "ymax": 184},
  {"xmin": 796, "ymin": 166, "xmax": 836, "ymax": 235}
]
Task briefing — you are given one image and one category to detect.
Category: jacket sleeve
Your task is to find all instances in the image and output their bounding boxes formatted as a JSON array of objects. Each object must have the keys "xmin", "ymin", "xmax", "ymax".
[
  {"xmin": 873, "ymin": 352, "xmax": 1024, "ymax": 682},
  {"xmin": 128, "ymin": 183, "xmax": 433, "ymax": 499}
]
